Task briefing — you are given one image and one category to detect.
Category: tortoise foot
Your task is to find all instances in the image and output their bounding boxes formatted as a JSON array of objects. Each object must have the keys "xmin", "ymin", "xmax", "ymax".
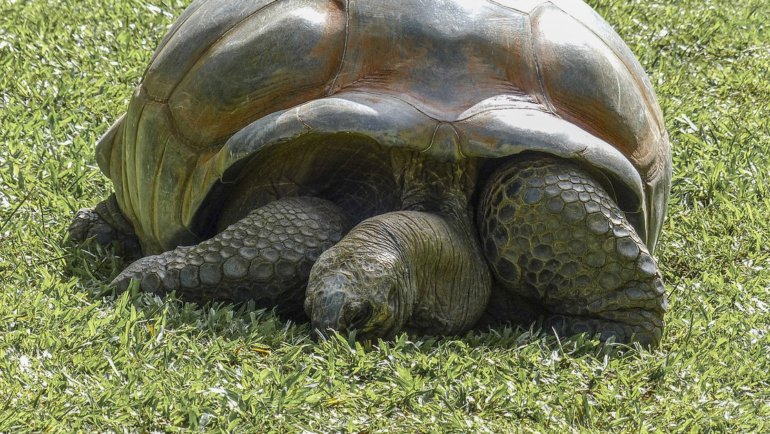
[
  {"xmin": 112, "ymin": 197, "xmax": 350, "ymax": 317},
  {"xmin": 69, "ymin": 194, "xmax": 141, "ymax": 259},
  {"xmin": 478, "ymin": 156, "xmax": 667, "ymax": 347}
]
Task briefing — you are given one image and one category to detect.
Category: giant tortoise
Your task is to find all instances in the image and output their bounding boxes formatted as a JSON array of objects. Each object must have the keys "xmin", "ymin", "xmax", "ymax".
[{"xmin": 70, "ymin": 0, "xmax": 672, "ymax": 346}]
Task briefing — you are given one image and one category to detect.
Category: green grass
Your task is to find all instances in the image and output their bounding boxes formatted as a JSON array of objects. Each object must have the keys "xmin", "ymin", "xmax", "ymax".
[{"xmin": 1, "ymin": 0, "xmax": 769, "ymax": 431}]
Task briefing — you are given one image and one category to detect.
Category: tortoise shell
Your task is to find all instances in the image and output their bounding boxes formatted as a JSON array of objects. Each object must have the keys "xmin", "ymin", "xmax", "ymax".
[{"xmin": 96, "ymin": 0, "xmax": 671, "ymax": 254}]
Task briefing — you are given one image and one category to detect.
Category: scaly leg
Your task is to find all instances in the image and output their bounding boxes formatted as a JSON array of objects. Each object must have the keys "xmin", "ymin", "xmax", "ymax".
[
  {"xmin": 112, "ymin": 197, "xmax": 350, "ymax": 317},
  {"xmin": 478, "ymin": 157, "xmax": 667, "ymax": 346}
]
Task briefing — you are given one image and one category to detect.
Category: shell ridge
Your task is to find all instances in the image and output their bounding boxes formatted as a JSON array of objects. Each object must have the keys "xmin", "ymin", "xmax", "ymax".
[
  {"xmin": 95, "ymin": 113, "xmax": 125, "ymax": 176},
  {"xmin": 125, "ymin": 96, "xmax": 148, "ymax": 240},
  {"xmin": 164, "ymin": 97, "xmax": 201, "ymax": 151},
  {"xmin": 143, "ymin": 0, "xmax": 209, "ymax": 82},
  {"xmin": 142, "ymin": 92, "xmax": 168, "ymax": 105},
  {"xmin": 423, "ymin": 123, "xmax": 441, "ymax": 155},
  {"xmin": 118, "ymin": 118, "xmax": 134, "ymax": 229},
  {"xmin": 452, "ymin": 123, "xmax": 466, "ymax": 160},
  {"xmin": 164, "ymin": 0, "xmax": 283, "ymax": 107},
  {"xmin": 527, "ymin": 9, "xmax": 557, "ymax": 115},
  {"xmin": 423, "ymin": 123, "xmax": 465, "ymax": 159},
  {"xmin": 327, "ymin": 0, "xmax": 350, "ymax": 96},
  {"xmin": 149, "ymin": 132, "xmax": 171, "ymax": 242},
  {"xmin": 641, "ymin": 132, "xmax": 668, "ymax": 182},
  {"xmin": 295, "ymin": 105, "xmax": 314, "ymax": 131},
  {"xmin": 343, "ymin": 89, "xmax": 441, "ymax": 122},
  {"xmin": 486, "ymin": 0, "xmax": 542, "ymax": 15},
  {"xmin": 455, "ymin": 102, "xmax": 552, "ymax": 122}
]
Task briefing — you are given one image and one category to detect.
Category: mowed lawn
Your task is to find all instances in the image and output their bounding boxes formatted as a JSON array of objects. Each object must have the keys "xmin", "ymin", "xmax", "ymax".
[{"xmin": 1, "ymin": 0, "xmax": 768, "ymax": 431}]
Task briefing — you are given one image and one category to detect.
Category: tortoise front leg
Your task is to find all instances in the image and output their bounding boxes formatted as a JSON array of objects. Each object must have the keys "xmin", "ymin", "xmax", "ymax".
[
  {"xmin": 112, "ymin": 197, "xmax": 350, "ymax": 318},
  {"xmin": 477, "ymin": 157, "xmax": 667, "ymax": 347}
]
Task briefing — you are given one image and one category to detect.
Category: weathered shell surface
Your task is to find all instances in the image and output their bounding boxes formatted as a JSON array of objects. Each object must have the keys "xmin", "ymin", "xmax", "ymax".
[{"xmin": 97, "ymin": 0, "xmax": 671, "ymax": 254}]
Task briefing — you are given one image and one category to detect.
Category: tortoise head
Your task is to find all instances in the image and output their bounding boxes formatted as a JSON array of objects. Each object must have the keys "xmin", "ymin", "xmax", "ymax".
[{"xmin": 304, "ymin": 220, "xmax": 415, "ymax": 340}]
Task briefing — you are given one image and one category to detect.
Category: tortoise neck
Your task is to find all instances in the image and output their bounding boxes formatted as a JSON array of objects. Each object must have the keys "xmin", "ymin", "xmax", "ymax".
[
  {"xmin": 364, "ymin": 211, "xmax": 491, "ymax": 335},
  {"xmin": 391, "ymin": 151, "xmax": 478, "ymax": 231}
]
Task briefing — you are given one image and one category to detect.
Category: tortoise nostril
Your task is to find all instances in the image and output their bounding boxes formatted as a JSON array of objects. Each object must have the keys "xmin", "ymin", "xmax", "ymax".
[
  {"xmin": 344, "ymin": 300, "xmax": 373, "ymax": 330},
  {"xmin": 310, "ymin": 290, "xmax": 347, "ymax": 332}
]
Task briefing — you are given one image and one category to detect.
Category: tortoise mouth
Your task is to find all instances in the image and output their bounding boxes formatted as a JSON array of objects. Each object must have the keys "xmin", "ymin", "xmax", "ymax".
[
  {"xmin": 305, "ymin": 265, "xmax": 400, "ymax": 340},
  {"xmin": 308, "ymin": 290, "xmax": 376, "ymax": 334}
]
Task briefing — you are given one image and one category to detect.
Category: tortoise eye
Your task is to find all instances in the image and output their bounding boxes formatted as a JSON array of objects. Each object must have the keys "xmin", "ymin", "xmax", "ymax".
[{"xmin": 345, "ymin": 300, "xmax": 374, "ymax": 330}]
